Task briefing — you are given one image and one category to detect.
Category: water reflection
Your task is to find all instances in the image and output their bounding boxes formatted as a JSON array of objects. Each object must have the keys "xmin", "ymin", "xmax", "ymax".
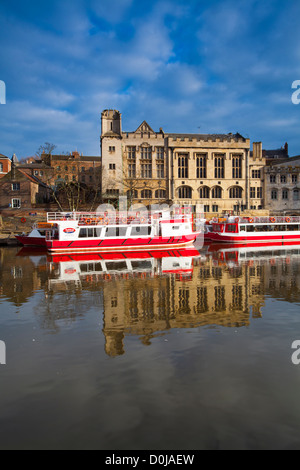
[{"xmin": 2, "ymin": 243, "xmax": 300, "ymax": 356}]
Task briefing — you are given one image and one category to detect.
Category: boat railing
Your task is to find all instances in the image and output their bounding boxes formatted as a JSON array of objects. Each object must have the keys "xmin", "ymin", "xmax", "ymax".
[
  {"xmin": 47, "ymin": 212, "xmax": 192, "ymax": 225},
  {"xmin": 237, "ymin": 216, "xmax": 300, "ymax": 224}
]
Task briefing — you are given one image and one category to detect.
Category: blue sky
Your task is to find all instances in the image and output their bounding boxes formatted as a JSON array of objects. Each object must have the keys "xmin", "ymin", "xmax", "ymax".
[{"xmin": 1, "ymin": 0, "xmax": 300, "ymax": 159}]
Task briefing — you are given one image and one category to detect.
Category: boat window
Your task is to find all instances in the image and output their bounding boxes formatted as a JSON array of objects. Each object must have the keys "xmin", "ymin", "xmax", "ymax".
[
  {"xmin": 246, "ymin": 225, "xmax": 255, "ymax": 232},
  {"xmin": 240, "ymin": 226, "xmax": 246, "ymax": 232},
  {"xmin": 79, "ymin": 228, "xmax": 102, "ymax": 238},
  {"xmin": 130, "ymin": 226, "xmax": 152, "ymax": 237},
  {"xmin": 79, "ymin": 228, "xmax": 88, "ymax": 238},
  {"xmin": 212, "ymin": 224, "xmax": 223, "ymax": 232},
  {"xmin": 172, "ymin": 226, "xmax": 180, "ymax": 230},
  {"xmin": 105, "ymin": 227, "xmax": 128, "ymax": 237},
  {"xmin": 226, "ymin": 224, "xmax": 237, "ymax": 233}
]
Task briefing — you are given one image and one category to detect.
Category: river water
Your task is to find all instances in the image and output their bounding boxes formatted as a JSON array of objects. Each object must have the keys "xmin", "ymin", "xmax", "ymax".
[{"xmin": 1, "ymin": 242, "xmax": 300, "ymax": 450}]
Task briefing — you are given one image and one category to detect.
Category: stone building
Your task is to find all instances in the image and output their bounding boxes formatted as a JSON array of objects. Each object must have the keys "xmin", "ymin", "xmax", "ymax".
[
  {"xmin": 100, "ymin": 109, "xmax": 267, "ymax": 215},
  {"xmin": 264, "ymin": 155, "xmax": 300, "ymax": 215}
]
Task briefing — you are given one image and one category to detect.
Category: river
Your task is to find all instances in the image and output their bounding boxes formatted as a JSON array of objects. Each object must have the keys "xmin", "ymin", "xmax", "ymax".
[{"xmin": 0, "ymin": 242, "xmax": 300, "ymax": 449}]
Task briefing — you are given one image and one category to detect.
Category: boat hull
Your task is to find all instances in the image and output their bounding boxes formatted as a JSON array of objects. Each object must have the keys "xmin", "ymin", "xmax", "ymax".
[
  {"xmin": 15, "ymin": 235, "xmax": 47, "ymax": 247},
  {"xmin": 46, "ymin": 233, "xmax": 200, "ymax": 253},
  {"xmin": 209, "ymin": 232, "xmax": 300, "ymax": 244}
]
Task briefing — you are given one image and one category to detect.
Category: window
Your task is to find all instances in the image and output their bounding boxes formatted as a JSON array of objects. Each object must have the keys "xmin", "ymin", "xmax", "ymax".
[
  {"xmin": 141, "ymin": 147, "xmax": 152, "ymax": 160},
  {"xmin": 157, "ymin": 163, "xmax": 164, "ymax": 179},
  {"xmin": 127, "ymin": 146, "xmax": 136, "ymax": 159},
  {"xmin": 178, "ymin": 156, "xmax": 189, "ymax": 179},
  {"xmin": 252, "ymin": 170, "xmax": 261, "ymax": 179},
  {"xmin": 141, "ymin": 163, "xmax": 152, "ymax": 178},
  {"xmin": 0, "ymin": 163, "xmax": 3, "ymax": 173},
  {"xmin": 12, "ymin": 182, "xmax": 20, "ymax": 191},
  {"xmin": 109, "ymin": 146, "xmax": 115, "ymax": 152},
  {"xmin": 155, "ymin": 189, "xmax": 166, "ymax": 199},
  {"xmin": 292, "ymin": 174, "xmax": 298, "ymax": 184},
  {"xmin": 127, "ymin": 190, "xmax": 138, "ymax": 199},
  {"xmin": 109, "ymin": 164, "xmax": 116, "ymax": 170},
  {"xmin": 196, "ymin": 155, "xmax": 207, "ymax": 179},
  {"xmin": 212, "ymin": 205, "xmax": 219, "ymax": 213},
  {"xmin": 106, "ymin": 227, "xmax": 128, "ymax": 237},
  {"xmin": 211, "ymin": 186, "xmax": 222, "ymax": 199},
  {"xmin": 232, "ymin": 156, "xmax": 242, "ymax": 179},
  {"xmin": 131, "ymin": 226, "xmax": 152, "ymax": 237},
  {"xmin": 270, "ymin": 174, "xmax": 276, "ymax": 183},
  {"xmin": 178, "ymin": 186, "xmax": 192, "ymax": 199},
  {"xmin": 156, "ymin": 147, "xmax": 164, "ymax": 160},
  {"xmin": 293, "ymin": 189, "xmax": 299, "ymax": 201},
  {"xmin": 271, "ymin": 190, "xmax": 278, "ymax": 200},
  {"xmin": 199, "ymin": 186, "xmax": 210, "ymax": 199},
  {"xmin": 257, "ymin": 187, "xmax": 263, "ymax": 199},
  {"xmin": 12, "ymin": 198, "xmax": 21, "ymax": 208},
  {"xmin": 229, "ymin": 187, "xmax": 243, "ymax": 198},
  {"xmin": 141, "ymin": 189, "xmax": 152, "ymax": 199},
  {"xmin": 281, "ymin": 175, "xmax": 287, "ymax": 184},
  {"xmin": 204, "ymin": 205, "xmax": 210, "ymax": 213},
  {"xmin": 128, "ymin": 163, "xmax": 136, "ymax": 178},
  {"xmin": 215, "ymin": 155, "xmax": 225, "ymax": 179},
  {"xmin": 250, "ymin": 187, "xmax": 256, "ymax": 198},
  {"xmin": 106, "ymin": 189, "xmax": 119, "ymax": 197},
  {"xmin": 282, "ymin": 189, "xmax": 289, "ymax": 200}
]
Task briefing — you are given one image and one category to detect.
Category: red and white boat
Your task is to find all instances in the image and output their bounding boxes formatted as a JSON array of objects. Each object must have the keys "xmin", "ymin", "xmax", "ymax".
[
  {"xmin": 209, "ymin": 216, "xmax": 300, "ymax": 244},
  {"xmin": 41, "ymin": 209, "xmax": 200, "ymax": 253}
]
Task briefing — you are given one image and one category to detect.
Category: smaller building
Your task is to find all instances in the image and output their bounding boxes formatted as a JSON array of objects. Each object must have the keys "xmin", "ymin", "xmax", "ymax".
[{"xmin": 0, "ymin": 157, "xmax": 50, "ymax": 210}]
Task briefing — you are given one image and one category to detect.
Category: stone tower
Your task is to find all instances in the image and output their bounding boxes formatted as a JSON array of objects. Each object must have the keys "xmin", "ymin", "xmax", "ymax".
[{"xmin": 101, "ymin": 110, "xmax": 123, "ymax": 199}]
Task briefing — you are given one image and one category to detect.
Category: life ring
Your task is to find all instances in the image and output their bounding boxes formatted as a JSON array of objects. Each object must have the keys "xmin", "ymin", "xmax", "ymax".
[
  {"xmin": 270, "ymin": 217, "xmax": 276, "ymax": 223},
  {"xmin": 121, "ymin": 217, "xmax": 127, "ymax": 224},
  {"xmin": 285, "ymin": 217, "xmax": 291, "ymax": 223},
  {"xmin": 140, "ymin": 217, "xmax": 146, "ymax": 224},
  {"xmin": 248, "ymin": 218, "xmax": 254, "ymax": 223},
  {"xmin": 103, "ymin": 217, "xmax": 109, "ymax": 225},
  {"xmin": 21, "ymin": 218, "xmax": 26, "ymax": 223},
  {"xmin": 85, "ymin": 218, "xmax": 92, "ymax": 225},
  {"xmin": 235, "ymin": 217, "xmax": 240, "ymax": 223}
]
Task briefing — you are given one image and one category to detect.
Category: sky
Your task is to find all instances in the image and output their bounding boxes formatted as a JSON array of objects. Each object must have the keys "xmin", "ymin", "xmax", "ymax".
[{"xmin": 1, "ymin": 0, "xmax": 300, "ymax": 159}]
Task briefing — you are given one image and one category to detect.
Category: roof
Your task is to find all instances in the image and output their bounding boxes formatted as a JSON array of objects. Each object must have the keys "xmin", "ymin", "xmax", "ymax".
[
  {"xmin": 17, "ymin": 169, "xmax": 49, "ymax": 187},
  {"xmin": 167, "ymin": 132, "xmax": 247, "ymax": 142}
]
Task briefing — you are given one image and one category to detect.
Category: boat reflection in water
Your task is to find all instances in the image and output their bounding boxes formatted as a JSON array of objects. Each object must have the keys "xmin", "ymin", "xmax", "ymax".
[{"xmin": 12, "ymin": 242, "xmax": 300, "ymax": 357}]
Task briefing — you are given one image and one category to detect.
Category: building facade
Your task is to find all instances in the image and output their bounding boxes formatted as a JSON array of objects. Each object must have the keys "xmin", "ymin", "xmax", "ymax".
[
  {"xmin": 264, "ymin": 155, "xmax": 300, "ymax": 214},
  {"xmin": 101, "ymin": 109, "xmax": 269, "ymax": 215}
]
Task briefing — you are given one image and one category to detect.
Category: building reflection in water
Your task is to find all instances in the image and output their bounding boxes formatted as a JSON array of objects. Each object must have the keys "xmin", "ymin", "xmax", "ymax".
[{"xmin": 2, "ymin": 244, "xmax": 300, "ymax": 356}]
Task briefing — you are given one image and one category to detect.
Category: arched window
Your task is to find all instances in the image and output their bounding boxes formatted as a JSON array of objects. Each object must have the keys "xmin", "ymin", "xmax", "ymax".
[
  {"xmin": 293, "ymin": 189, "xmax": 299, "ymax": 201},
  {"xmin": 271, "ymin": 190, "xmax": 278, "ymax": 200},
  {"xmin": 211, "ymin": 186, "xmax": 222, "ymax": 199},
  {"xmin": 229, "ymin": 186, "xmax": 243, "ymax": 199},
  {"xmin": 141, "ymin": 189, "xmax": 152, "ymax": 199},
  {"xmin": 127, "ymin": 190, "xmax": 138, "ymax": 199},
  {"xmin": 178, "ymin": 186, "xmax": 192, "ymax": 199},
  {"xmin": 155, "ymin": 189, "xmax": 166, "ymax": 199},
  {"xmin": 199, "ymin": 186, "xmax": 210, "ymax": 199}
]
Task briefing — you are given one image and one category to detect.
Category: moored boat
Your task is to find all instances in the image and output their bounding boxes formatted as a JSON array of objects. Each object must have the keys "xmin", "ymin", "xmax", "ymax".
[
  {"xmin": 209, "ymin": 216, "xmax": 300, "ymax": 244},
  {"xmin": 42, "ymin": 209, "xmax": 200, "ymax": 253}
]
